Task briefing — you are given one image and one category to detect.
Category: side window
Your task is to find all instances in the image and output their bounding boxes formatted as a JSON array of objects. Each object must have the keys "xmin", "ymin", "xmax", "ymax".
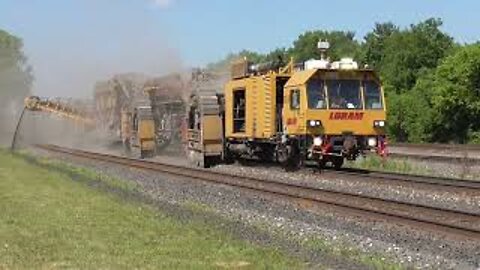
[
  {"xmin": 363, "ymin": 81, "xmax": 383, "ymax": 110},
  {"xmin": 233, "ymin": 88, "xmax": 246, "ymax": 133},
  {"xmin": 290, "ymin": 89, "xmax": 300, "ymax": 110},
  {"xmin": 307, "ymin": 79, "xmax": 326, "ymax": 109}
]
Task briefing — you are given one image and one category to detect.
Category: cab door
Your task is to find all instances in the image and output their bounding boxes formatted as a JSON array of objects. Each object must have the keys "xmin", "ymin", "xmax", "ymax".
[{"xmin": 283, "ymin": 88, "xmax": 303, "ymax": 135}]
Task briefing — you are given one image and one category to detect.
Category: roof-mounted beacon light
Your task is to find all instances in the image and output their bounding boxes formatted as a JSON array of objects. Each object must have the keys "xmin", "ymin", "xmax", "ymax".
[
  {"xmin": 305, "ymin": 40, "xmax": 331, "ymax": 70},
  {"xmin": 317, "ymin": 40, "xmax": 330, "ymax": 61}
]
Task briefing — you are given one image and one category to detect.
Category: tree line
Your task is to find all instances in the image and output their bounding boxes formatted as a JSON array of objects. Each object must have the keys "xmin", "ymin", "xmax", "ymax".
[{"xmin": 208, "ymin": 18, "xmax": 480, "ymax": 144}]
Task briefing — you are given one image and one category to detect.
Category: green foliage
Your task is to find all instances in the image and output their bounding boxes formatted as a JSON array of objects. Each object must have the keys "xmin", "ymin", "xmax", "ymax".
[
  {"xmin": 207, "ymin": 30, "xmax": 362, "ymax": 71},
  {"xmin": 290, "ymin": 30, "xmax": 362, "ymax": 62},
  {"xmin": 421, "ymin": 44, "xmax": 480, "ymax": 143},
  {"xmin": 362, "ymin": 22, "xmax": 399, "ymax": 69},
  {"xmin": 362, "ymin": 18, "xmax": 455, "ymax": 142},
  {"xmin": 374, "ymin": 18, "xmax": 454, "ymax": 93},
  {"xmin": 206, "ymin": 49, "xmax": 266, "ymax": 71},
  {"xmin": 349, "ymin": 155, "xmax": 432, "ymax": 176},
  {"xmin": 386, "ymin": 73, "xmax": 436, "ymax": 142},
  {"xmin": 388, "ymin": 43, "xmax": 480, "ymax": 143}
]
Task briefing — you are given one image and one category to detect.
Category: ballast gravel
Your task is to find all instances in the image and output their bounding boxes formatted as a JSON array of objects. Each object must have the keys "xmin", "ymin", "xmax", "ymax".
[{"xmin": 32, "ymin": 147, "xmax": 480, "ymax": 270}]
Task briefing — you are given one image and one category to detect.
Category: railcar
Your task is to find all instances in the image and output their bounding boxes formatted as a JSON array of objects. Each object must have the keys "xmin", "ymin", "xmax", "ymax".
[{"xmin": 187, "ymin": 41, "xmax": 387, "ymax": 169}]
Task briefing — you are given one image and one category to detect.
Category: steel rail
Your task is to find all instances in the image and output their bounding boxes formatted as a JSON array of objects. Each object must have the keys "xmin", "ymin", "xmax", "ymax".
[
  {"xmin": 388, "ymin": 152, "xmax": 480, "ymax": 164},
  {"xmin": 328, "ymin": 168, "xmax": 480, "ymax": 190},
  {"xmin": 37, "ymin": 144, "xmax": 480, "ymax": 240},
  {"xmin": 391, "ymin": 143, "xmax": 480, "ymax": 151}
]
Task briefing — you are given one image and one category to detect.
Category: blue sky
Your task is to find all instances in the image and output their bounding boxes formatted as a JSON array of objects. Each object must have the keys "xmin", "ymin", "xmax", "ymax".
[{"xmin": 1, "ymin": 0, "xmax": 479, "ymax": 97}]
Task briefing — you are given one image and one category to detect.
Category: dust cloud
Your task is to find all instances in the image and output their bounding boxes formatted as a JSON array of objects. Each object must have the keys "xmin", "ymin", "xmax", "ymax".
[
  {"xmin": 2, "ymin": 1, "xmax": 185, "ymax": 149},
  {"xmin": 0, "ymin": 58, "xmax": 32, "ymax": 146}
]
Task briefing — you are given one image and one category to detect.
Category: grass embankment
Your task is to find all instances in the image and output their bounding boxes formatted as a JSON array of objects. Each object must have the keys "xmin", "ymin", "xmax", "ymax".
[{"xmin": 0, "ymin": 149, "xmax": 302, "ymax": 269}]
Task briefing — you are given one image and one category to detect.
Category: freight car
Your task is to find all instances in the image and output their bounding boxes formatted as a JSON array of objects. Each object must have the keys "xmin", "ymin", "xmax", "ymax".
[{"xmin": 187, "ymin": 41, "xmax": 387, "ymax": 169}]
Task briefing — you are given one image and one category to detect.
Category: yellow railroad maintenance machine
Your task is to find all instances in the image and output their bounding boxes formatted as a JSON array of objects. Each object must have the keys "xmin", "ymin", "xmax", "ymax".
[{"xmin": 187, "ymin": 41, "xmax": 387, "ymax": 169}]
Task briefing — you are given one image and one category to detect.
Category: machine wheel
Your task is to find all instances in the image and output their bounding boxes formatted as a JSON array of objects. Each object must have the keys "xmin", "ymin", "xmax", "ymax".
[
  {"xmin": 332, "ymin": 156, "xmax": 344, "ymax": 169},
  {"xmin": 223, "ymin": 147, "xmax": 235, "ymax": 164},
  {"xmin": 277, "ymin": 143, "xmax": 302, "ymax": 172},
  {"xmin": 140, "ymin": 150, "xmax": 154, "ymax": 159},
  {"xmin": 257, "ymin": 145, "xmax": 275, "ymax": 163},
  {"xmin": 202, "ymin": 155, "xmax": 219, "ymax": 168},
  {"xmin": 317, "ymin": 158, "xmax": 327, "ymax": 169}
]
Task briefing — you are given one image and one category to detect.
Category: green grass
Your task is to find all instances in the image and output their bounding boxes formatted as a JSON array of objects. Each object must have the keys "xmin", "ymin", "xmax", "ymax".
[
  {"xmin": 347, "ymin": 154, "xmax": 480, "ymax": 181},
  {"xmin": 0, "ymin": 149, "xmax": 304, "ymax": 269},
  {"xmin": 347, "ymin": 155, "xmax": 432, "ymax": 175}
]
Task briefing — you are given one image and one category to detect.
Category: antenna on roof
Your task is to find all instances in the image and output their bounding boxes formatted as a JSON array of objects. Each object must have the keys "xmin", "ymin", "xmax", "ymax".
[{"xmin": 317, "ymin": 40, "xmax": 330, "ymax": 61}]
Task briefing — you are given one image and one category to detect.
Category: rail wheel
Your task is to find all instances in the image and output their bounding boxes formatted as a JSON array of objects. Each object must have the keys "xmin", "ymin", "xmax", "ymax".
[
  {"xmin": 257, "ymin": 145, "xmax": 275, "ymax": 163},
  {"xmin": 332, "ymin": 156, "xmax": 344, "ymax": 169},
  {"xmin": 277, "ymin": 143, "xmax": 302, "ymax": 171},
  {"xmin": 317, "ymin": 158, "xmax": 327, "ymax": 169},
  {"xmin": 223, "ymin": 148, "xmax": 235, "ymax": 164}
]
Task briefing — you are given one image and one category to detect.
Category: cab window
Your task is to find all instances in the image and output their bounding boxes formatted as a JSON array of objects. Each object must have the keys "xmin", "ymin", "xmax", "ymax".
[
  {"xmin": 307, "ymin": 79, "xmax": 326, "ymax": 109},
  {"xmin": 327, "ymin": 80, "xmax": 362, "ymax": 110},
  {"xmin": 363, "ymin": 81, "xmax": 383, "ymax": 109},
  {"xmin": 290, "ymin": 89, "xmax": 300, "ymax": 109}
]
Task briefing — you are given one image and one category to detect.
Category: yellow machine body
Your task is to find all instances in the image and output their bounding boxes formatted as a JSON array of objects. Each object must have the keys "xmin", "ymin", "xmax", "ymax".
[
  {"xmin": 189, "ymin": 55, "xmax": 387, "ymax": 169},
  {"xmin": 283, "ymin": 69, "xmax": 386, "ymax": 137},
  {"xmin": 188, "ymin": 115, "xmax": 223, "ymax": 156},
  {"xmin": 225, "ymin": 73, "xmax": 290, "ymax": 139},
  {"xmin": 186, "ymin": 91, "xmax": 224, "ymax": 167},
  {"xmin": 121, "ymin": 106, "xmax": 156, "ymax": 157},
  {"xmin": 138, "ymin": 118, "xmax": 156, "ymax": 151}
]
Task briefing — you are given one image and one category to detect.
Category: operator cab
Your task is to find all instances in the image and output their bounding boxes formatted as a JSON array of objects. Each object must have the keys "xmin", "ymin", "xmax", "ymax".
[{"xmin": 283, "ymin": 41, "xmax": 387, "ymax": 167}]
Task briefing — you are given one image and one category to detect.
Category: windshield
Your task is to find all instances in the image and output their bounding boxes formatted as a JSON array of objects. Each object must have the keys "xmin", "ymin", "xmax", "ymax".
[
  {"xmin": 364, "ymin": 81, "xmax": 383, "ymax": 109},
  {"xmin": 327, "ymin": 80, "xmax": 362, "ymax": 110},
  {"xmin": 307, "ymin": 79, "xmax": 326, "ymax": 109}
]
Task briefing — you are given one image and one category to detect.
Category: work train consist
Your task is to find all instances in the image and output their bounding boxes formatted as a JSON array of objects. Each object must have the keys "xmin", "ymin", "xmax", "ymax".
[
  {"xmin": 25, "ymin": 41, "xmax": 387, "ymax": 169},
  {"xmin": 25, "ymin": 70, "xmax": 225, "ymax": 158},
  {"xmin": 187, "ymin": 41, "xmax": 387, "ymax": 169}
]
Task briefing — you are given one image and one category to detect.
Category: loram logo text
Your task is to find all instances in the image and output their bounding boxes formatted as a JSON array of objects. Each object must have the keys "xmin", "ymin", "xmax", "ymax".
[{"xmin": 329, "ymin": 112, "xmax": 364, "ymax": 120}]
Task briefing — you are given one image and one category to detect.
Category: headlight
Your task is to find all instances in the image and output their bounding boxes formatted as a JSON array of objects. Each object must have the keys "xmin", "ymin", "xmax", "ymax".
[
  {"xmin": 374, "ymin": 120, "xmax": 386, "ymax": 128},
  {"xmin": 367, "ymin": 137, "xmax": 377, "ymax": 147},
  {"xmin": 313, "ymin": 137, "xmax": 323, "ymax": 146},
  {"xmin": 308, "ymin": 120, "xmax": 322, "ymax": 127}
]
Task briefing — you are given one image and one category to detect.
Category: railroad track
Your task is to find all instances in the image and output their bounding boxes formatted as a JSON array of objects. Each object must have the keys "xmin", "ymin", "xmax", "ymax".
[
  {"xmin": 389, "ymin": 152, "xmax": 479, "ymax": 164},
  {"xmin": 391, "ymin": 143, "xmax": 480, "ymax": 151},
  {"xmin": 328, "ymin": 168, "xmax": 480, "ymax": 191},
  {"xmin": 36, "ymin": 144, "xmax": 480, "ymax": 241},
  {"xmin": 389, "ymin": 143, "xmax": 480, "ymax": 163}
]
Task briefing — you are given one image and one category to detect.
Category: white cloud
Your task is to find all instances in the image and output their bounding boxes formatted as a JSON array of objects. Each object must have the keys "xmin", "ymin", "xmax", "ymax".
[{"xmin": 152, "ymin": 0, "xmax": 174, "ymax": 9}]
